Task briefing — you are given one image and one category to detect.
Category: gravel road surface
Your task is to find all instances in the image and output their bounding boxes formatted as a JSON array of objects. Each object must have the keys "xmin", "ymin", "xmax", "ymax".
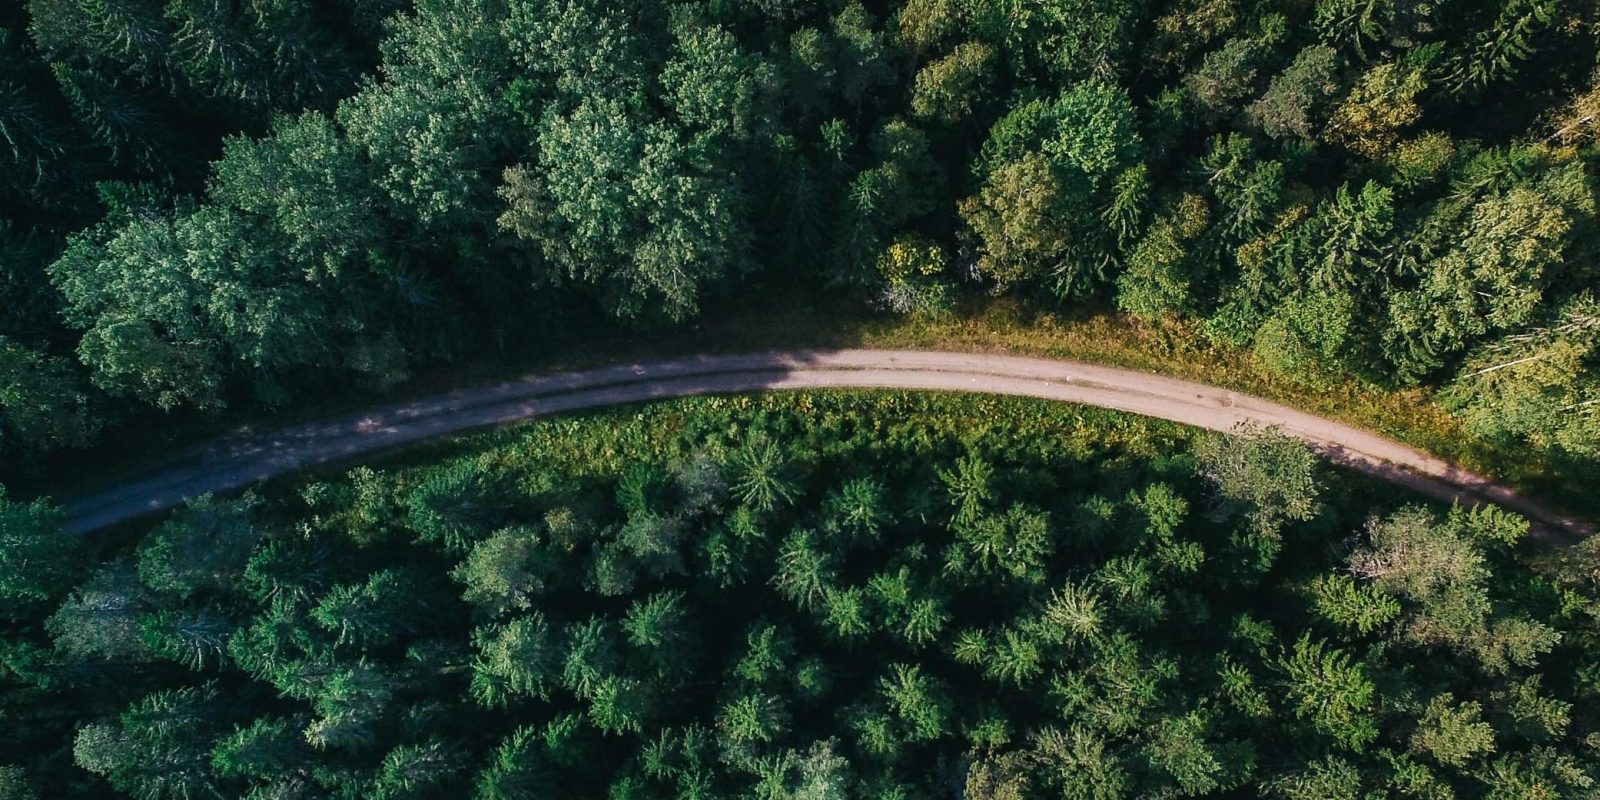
[{"xmin": 61, "ymin": 350, "xmax": 1594, "ymax": 540}]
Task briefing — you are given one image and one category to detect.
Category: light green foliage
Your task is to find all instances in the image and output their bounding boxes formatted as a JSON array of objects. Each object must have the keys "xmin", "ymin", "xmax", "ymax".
[
  {"xmin": 1268, "ymin": 755, "xmax": 1364, "ymax": 800},
  {"xmin": 759, "ymin": 739, "xmax": 852, "ymax": 800},
  {"xmin": 837, "ymin": 119, "xmax": 946, "ymax": 279},
  {"xmin": 875, "ymin": 235, "xmax": 955, "ymax": 317},
  {"xmin": 1140, "ymin": 711, "xmax": 1252, "ymax": 795},
  {"xmin": 660, "ymin": 18, "xmax": 760, "ymax": 144},
  {"xmin": 1185, "ymin": 27, "xmax": 1275, "ymax": 119},
  {"xmin": 139, "ymin": 608, "xmax": 233, "ymax": 670},
  {"xmin": 1216, "ymin": 658, "xmax": 1272, "ymax": 719},
  {"xmin": 1004, "ymin": 0, "xmax": 1142, "ymax": 81},
  {"xmin": 1389, "ymin": 185, "xmax": 1572, "ymax": 377},
  {"xmin": 1444, "ymin": 296, "xmax": 1600, "ymax": 459},
  {"xmin": 1278, "ymin": 635, "xmax": 1376, "ymax": 751},
  {"xmin": 1041, "ymin": 81, "xmax": 1141, "ymax": 182},
  {"xmin": 371, "ymin": 739, "xmax": 461, "ymax": 799},
  {"xmin": 339, "ymin": 0, "xmax": 516, "ymax": 228},
  {"xmin": 1498, "ymin": 677, "xmax": 1572, "ymax": 741},
  {"xmin": 476, "ymin": 716, "xmax": 589, "ymax": 799},
  {"xmin": 503, "ymin": 0, "xmax": 651, "ymax": 103},
  {"xmin": 946, "ymin": 503, "xmax": 1053, "ymax": 583},
  {"xmin": 50, "ymin": 205, "xmax": 330, "ymax": 409},
  {"xmin": 1442, "ymin": 0, "xmax": 1560, "ymax": 94},
  {"xmin": 560, "ymin": 616, "xmax": 623, "ymax": 700},
  {"xmin": 823, "ymin": 477, "xmax": 891, "ymax": 539},
  {"xmin": 819, "ymin": 586, "xmax": 870, "ymax": 640},
  {"xmin": 1325, "ymin": 60, "xmax": 1428, "ymax": 157},
  {"xmin": 1117, "ymin": 194, "xmax": 1209, "ymax": 321},
  {"xmin": 958, "ymin": 152, "xmax": 1069, "ymax": 291},
  {"xmin": 1036, "ymin": 581, "xmax": 1103, "ymax": 643},
  {"xmin": 774, "ymin": 529, "xmax": 837, "ymax": 609},
  {"xmin": 876, "ymin": 663, "xmax": 950, "ymax": 742},
  {"xmin": 498, "ymin": 95, "xmax": 747, "ymax": 320},
  {"xmin": 73, "ymin": 685, "xmax": 230, "ymax": 799},
  {"xmin": 1251, "ymin": 291, "xmax": 1356, "ymax": 382},
  {"xmin": 937, "ymin": 453, "xmax": 994, "ymax": 527},
  {"xmin": 719, "ymin": 692, "xmax": 790, "ymax": 746},
  {"xmin": 893, "ymin": 0, "xmax": 961, "ymax": 51},
  {"xmin": 1310, "ymin": 574, "xmax": 1401, "ymax": 634},
  {"xmin": 1388, "ymin": 132, "xmax": 1458, "ymax": 187},
  {"xmin": 911, "ymin": 42, "xmax": 994, "ymax": 122},
  {"xmin": 472, "ymin": 613, "xmax": 561, "ymax": 705},
  {"xmin": 1477, "ymin": 748, "xmax": 1598, "ymax": 799},
  {"xmin": 210, "ymin": 716, "xmax": 312, "ymax": 784},
  {"xmin": 208, "ymin": 113, "xmax": 392, "ymax": 304},
  {"xmin": 453, "ymin": 525, "xmax": 554, "ymax": 615},
  {"xmin": 1410, "ymin": 694, "xmax": 1496, "ymax": 767},
  {"xmin": 961, "ymin": 82, "xmax": 1143, "ymax": 298},
  {"xmin": 310, "ymin": 568, "xmax": 424, "ymax": 649},
  {"xmin": 731, "ymin": 435, "xmax": 798, "ymax": 513},
  {"xmin": 406, "ymin": 460, "xmax": 513, "ymax": 553},
  {"xmin": 1350, "ymin": 506, "xmax": 1556, "ymax": 673},
  {"xmin": 623, "ymin": 590, "xmax": 696, "ymax": 679},
  {"xmin": 1194, "ymin": 426, "xmax": 1321, "ymax": 536}
]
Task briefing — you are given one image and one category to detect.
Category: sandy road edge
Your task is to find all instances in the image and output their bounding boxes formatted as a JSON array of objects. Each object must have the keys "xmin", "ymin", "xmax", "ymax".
[{"xmin": 61, "ymin": 351, "xmax": 1594, "ymax": 540}]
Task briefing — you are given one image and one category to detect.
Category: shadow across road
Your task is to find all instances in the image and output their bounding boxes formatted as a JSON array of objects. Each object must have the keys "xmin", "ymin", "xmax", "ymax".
[{"xmin": 60, "ymin": 350, "xmax": 1596, "ymax": 542}]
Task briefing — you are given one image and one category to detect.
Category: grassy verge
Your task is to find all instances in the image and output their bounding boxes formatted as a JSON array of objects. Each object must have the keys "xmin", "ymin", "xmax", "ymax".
[{"xmin": 29, "ymin": 282, "xmax": 1596, "ymax": 519}]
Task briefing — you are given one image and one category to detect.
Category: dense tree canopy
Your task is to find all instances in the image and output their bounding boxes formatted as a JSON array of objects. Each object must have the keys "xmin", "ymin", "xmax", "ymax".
[
  {"xmin": 3, "ymin": 3, "xmax": 1600, "ymax": 791},
  {"xmin": 2, "ymin": 0, "xmax": 1599, "ymax": 480},
  {"xmin": 3, "ymin": 394, "xmax": 1600, "ymax": 797}
]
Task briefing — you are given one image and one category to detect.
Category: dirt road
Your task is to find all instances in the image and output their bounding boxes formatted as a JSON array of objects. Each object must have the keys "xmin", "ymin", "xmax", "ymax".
[{"xmin": 61, "ymin": 350, "xmax": 1594, "ymax": 539}]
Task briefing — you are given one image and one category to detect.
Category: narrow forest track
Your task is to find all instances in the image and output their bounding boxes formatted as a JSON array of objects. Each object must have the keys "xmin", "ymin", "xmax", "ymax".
[{"xmin": 60, "ymin": 350, "xmax": 1595, "ymax": 540}]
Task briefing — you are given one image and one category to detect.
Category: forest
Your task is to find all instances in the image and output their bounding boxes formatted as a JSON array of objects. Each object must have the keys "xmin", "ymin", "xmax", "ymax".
[
  {"xmin": 1, "ymin": 0, "xmax": 1598, "ymax": 483},
  {"xmin": 4, "ymin": 392, "xmax": 1600, "ymax": 798},
  {"xmin": 4, "ymin": 0, "xmax": 1600, "ymax": 796}
]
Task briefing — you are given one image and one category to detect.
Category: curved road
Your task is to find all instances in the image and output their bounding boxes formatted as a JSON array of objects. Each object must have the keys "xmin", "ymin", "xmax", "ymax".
[{"xmin": 62, "ymin": 350, "xmax": 1593, "ymax": 540}]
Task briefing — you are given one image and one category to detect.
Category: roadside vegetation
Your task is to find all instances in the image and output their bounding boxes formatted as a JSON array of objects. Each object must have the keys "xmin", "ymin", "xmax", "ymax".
[{"xmin": 5, "ymin": 393, "xmax": 1600, "ymax": 798}]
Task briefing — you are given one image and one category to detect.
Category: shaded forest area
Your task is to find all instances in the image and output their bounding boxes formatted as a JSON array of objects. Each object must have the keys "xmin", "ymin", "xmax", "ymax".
[
  {"xmin": 6, "ymin": 393, "xmax": 1600, "ymax": 798},
  {"xmin": 3, "ymin": 0, "xmax": 1599, "ymax": 489}
]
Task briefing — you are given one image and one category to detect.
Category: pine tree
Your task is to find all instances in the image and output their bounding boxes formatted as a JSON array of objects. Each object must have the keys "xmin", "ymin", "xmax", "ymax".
[
  {"xmin": 1277, "ymin": 635, "xmax": 1376, "ymax": 751},
  {"xmin": 472, "ymin": 613, "xmax": 561, "ymax": 705},
  {"xmin": 0, "ymin": 486, "xmax": 78, "ymax": 619}
]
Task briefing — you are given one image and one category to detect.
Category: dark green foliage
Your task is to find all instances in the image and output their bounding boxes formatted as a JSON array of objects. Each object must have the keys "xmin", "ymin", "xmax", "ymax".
[
  {"xmin": 210, "ymin": 715, "xmax": 315, "ymax": 788},
  {"xmin": 960, "ymin": 81, "xmax": 1145, "ymax": 299},
  {"xmin": 5, "ymin": 394, "xmax": 1598, "ymax": 797},
  {"xmin": 0, "ymin": 336, "xmax": 101, "ymax": 457},
  {"xmin": 135, "ymin": 493, "xmax": 259, "ymax": 599},
  {"xmin": 0, "ymin": 486, "xmax": 78, "ymax": 618},
  {"xmin": 406, "ymin": 460, "xmax": 516, "ymax": 553},
  {"xmin": 3, "ymin": 0, "xmax": 1600, "ymax": 789},
  {"xmin": 1, "ymin": 0, "xmax": 1598, "ymax": 487},
  {"xmin": 2, "ymin": 0, "xmax": 379, "ymax": 236},
  {"xmin": 73, "ymin": 684, "xmax": 234, "ymax": 799},
  {"xmin": 45, "ymin": 563, "xmax": 152, "ymax": 663}
]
